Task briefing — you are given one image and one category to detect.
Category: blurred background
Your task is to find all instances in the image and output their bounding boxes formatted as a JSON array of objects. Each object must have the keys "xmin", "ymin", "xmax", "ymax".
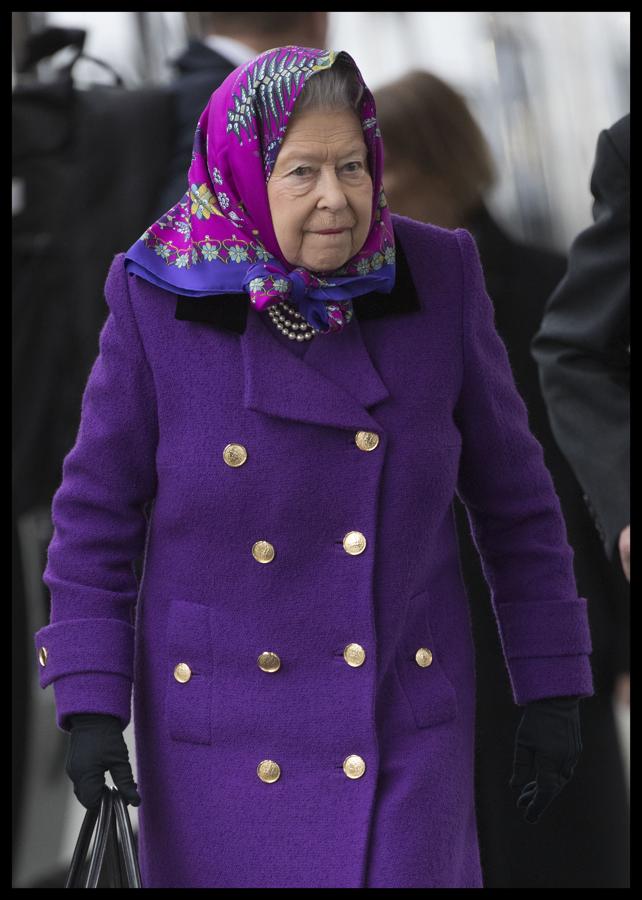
[{"xmin": 13, "ymin": 10, "xmax": 629, "ymax": 889}]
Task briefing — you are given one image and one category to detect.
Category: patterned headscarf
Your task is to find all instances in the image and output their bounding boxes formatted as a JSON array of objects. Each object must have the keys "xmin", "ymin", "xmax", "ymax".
[{"xmin": 124, "ymin": 46, "xmax": 395, "ymax": 334}]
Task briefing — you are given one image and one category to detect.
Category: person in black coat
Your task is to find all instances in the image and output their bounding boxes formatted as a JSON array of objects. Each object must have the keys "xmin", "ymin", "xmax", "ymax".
[
  {"xmin": 375, "ymin": 71, "xmax": 629, "ymax": 888},
  {"xmin": 531, "ymin": 114, "xmax": 630, "ymax": 584},
  {"xmin": 153, "ymin": 11, "xmax": 328, "ymax": 218}
]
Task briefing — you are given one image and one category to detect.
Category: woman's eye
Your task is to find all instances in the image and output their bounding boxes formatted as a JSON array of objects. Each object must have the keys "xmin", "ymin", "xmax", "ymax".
[
  {"xmin": 291, "ymin": 166, "xmax": 313, "ymax": 177},
  {"xmin": 343, "ymin": 162, "xmax": 364, "ymax": 173}
]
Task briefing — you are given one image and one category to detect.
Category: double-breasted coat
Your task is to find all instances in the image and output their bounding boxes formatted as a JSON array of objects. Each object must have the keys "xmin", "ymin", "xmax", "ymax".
[{"xmin": 34, "ymin": 214, "xmax": 594, "ymax": 888}]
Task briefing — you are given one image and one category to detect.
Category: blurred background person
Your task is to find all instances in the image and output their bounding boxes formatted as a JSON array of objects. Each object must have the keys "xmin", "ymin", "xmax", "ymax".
[
  {"xmin": 153, "ymin": 11, "xmax": 328, "ymax": 217},
  {"xmin": 375, "ymin": 70, "xmax": 629, "ymax": 888}
]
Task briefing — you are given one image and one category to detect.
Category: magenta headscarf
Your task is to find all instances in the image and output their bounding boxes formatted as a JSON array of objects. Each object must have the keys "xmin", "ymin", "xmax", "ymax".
[{"xmin": 124, "ymin": 46, "xmax": 395, "ymax": 334}]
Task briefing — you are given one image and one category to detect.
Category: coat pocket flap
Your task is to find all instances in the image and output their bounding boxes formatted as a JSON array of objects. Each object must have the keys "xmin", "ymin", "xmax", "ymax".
[
  {"xmin": 395, "ymin": 591, "xmax": 458, "ymax": 729},
  {"xmin": 167, "ymin": 599, "xmax": 213, "ymax": 675},
  {"xmin": 166, "ymin": 600, "xmax": 213, "ymax": 745}
]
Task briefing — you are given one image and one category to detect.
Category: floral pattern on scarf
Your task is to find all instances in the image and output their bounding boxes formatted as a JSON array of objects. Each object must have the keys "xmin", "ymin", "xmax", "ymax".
[{"xmin": 124, "ymin": 46, "xmax": 395, "ymax": 334}]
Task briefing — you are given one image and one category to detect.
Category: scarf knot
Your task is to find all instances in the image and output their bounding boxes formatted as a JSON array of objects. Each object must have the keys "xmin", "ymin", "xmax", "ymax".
[{"xmin": 243, "ymin": 261, "xmax": 353, "ymax": 333}]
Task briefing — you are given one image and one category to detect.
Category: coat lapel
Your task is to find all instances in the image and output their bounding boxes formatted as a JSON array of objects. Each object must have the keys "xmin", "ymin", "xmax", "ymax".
[
  {"xmin": 175, "ymin": 227, "xmax": 421, "ymax": 431},
  {"xmin": 241, "ymin": 303, "xmax": 388, "ymax": 431}
]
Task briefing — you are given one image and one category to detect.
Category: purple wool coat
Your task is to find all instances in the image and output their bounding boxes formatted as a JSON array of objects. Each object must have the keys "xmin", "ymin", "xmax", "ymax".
[{"xmin": 34, "ymin": 215, "xmax": 594, "ymax": 888}]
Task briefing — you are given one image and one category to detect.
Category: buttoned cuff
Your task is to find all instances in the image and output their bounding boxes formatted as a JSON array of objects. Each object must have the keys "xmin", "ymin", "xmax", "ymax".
[
  {"xmin": 34, "ymin": 619, "xmax": 135, "ymax": 687},
  {"xmin": 34, "ymin": 618, "xmax": 135, "ymax": 731}
]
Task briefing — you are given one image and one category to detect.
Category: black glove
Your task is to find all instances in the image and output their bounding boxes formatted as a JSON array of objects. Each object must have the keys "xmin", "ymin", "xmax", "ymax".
[
  {"xmin": 509, "ymin": 695, "xmax": 582, "ymax": 824},
  {"xmin": 66, "ymin": 713, "xmax": 142, "ymax": 810}
]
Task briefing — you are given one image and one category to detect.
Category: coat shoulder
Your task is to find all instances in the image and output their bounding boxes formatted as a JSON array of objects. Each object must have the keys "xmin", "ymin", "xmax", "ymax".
[
  {"xmin": 106, "ymin": 252, "xmax": 177, "ymax": 319},
  {"xmin": 606, "ymin": 113, "xmax": 629, "ymax": 168},
  {"xmin": 391, "ymin": 214, "xmax": 480, "ymax": 310},
  {"xmin": 391, "ymin": 213, "xmax": 475, "ymax": 273},
  {"xmin": 391, "ymin": 213, "xmax": 461, "ymax": 254}
]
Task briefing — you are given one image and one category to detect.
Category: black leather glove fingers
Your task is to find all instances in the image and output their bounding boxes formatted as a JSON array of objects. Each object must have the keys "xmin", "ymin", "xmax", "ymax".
[
  {"xmin": 66, "ymin": 713, "xmax": 142, "ymax": 810},
  {"xmin": 509, "ymin": 695, "xmax": 582, "ymax": 825}
]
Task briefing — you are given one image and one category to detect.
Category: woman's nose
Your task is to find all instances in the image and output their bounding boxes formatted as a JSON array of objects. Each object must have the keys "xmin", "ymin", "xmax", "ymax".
[{"xmin": 316, "ymin": 170, "xmax": 349, "ymax": 211}]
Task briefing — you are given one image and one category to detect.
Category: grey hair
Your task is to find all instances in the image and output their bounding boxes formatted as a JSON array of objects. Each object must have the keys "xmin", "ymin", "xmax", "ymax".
[{"xmin": 292, "ymin": 52, "xmax": 364, "ymax": 117}]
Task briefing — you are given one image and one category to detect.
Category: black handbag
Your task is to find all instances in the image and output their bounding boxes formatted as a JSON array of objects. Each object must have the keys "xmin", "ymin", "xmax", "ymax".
[{"xmin": 65, "ymin": 786, "xmax": 142, "ymax": 888}]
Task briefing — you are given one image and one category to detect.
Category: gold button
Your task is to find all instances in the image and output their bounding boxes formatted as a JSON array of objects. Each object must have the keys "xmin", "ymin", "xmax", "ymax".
[
  {"xmin": 173, "ymin": 662, "xmax": 192, "ymax": 683},
  {"xmin": 343, "ymin": 531, "xmax": 366, "ymax": 555},
  {"xmin": 252, "ymin": 540, "xmax": 275, "ymax": 563},
  {"xmin": 38, "ymin": 646, "xmax": 48, "ymax": 667},
  {"xmin": 355, "ymin": 431, "xmax": 379, "ymax": 452},
  {"xmin": 257, "ymin": 759, "xmax": 281, "ymax": 783},
  {"xmin": 223, "ymin": 443, "xmax": 248, "ymax": 467},
  {"xmin": 343, "ymin": 643, "xmax": 366, "ymax": 667},
  {"xmin": 343, "ymin": 754, "xmax": 366, "ymax": 779},
  {"xmin": 257, "ymin": 651, "xmax": 281, "ymax": 672},
  {"xmin": 415, "ymin": 648, "xmax": 433, "ymax": 667}
]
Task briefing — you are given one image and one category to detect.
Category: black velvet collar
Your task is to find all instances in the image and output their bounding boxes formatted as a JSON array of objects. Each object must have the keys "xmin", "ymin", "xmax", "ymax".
[{"xmin": 174, "ymin": 226, "xmax": 421, "ymax": 334}]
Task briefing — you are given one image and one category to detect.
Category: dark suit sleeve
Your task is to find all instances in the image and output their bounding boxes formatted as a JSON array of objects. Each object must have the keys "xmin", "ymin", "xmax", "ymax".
[{"xmin": 530, "ymin": 116, "xmax": 630, "ymax": 563}]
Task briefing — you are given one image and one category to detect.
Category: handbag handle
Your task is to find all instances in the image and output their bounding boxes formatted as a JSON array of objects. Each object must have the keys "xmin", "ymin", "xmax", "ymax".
[
  {"xmin": 112, "ymin": 787, "xmax": 142, "ymax": 887},
  {"xmin": 65, "ymin": 785, "xmax": 113, "ymax": 888},
  {"xmin": 65, "ymin": 786, "xmax": 141, "ymax": 888},
  {"xmin": 18, "ymin": 25, "xmax": 125, "ymax": 87}
]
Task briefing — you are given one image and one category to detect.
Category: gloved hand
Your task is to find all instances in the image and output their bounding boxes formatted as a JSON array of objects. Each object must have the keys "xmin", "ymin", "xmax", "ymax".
[
  {"xmin": 509, "ymin": 695, "xmax": 582, "ymax": 824},
  {"xmin": 66, "ymin": 713, "xmax": 142, "ymax": 810}
]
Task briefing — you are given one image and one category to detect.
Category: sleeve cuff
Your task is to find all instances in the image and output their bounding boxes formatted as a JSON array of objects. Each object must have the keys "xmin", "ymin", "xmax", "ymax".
[
  {"xmin": 34, "ymin": 618, "xmax": 135, "ymax": 688},
  {"xmin": 497, "ymin": 597, "xmax": 593, "ymax": 658},
  {"xmin": 52, "ymin": 672, "xmax": 133, "ymax": 732},
  {"xmin": 495, "ymin": 597, "xmax": 595, "ymax": 704},
  {"xmin": 506, "ymin": 654, "xmax": 595, "ymax": 706}
]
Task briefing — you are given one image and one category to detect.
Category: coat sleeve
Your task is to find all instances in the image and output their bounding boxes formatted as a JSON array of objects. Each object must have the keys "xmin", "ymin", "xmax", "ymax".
[
  {"xmin": 530, "ymin": 118, "xmax": 630, "ymax": 563},
  {"xmin": 33, "ymin": 255, "xmax": 158, "ymax": 732},
  {"xmin": 453, "ymin": 228, "xmax": 594, "ymax": 706}
]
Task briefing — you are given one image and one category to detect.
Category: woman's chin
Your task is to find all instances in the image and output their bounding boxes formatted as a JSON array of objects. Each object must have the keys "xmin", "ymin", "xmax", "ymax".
[{"xmin": 304, "ymin": 252, "xmax": 352, "ymax": 274}]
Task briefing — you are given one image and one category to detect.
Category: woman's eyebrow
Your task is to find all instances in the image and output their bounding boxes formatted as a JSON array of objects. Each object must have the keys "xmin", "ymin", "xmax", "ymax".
[
  {"xmin": 339, "ymin": 147, "xmax": 369, "ymax": 159},
  {"xmin": 279, "ymin": 146, "xmax": 368, "ymax": 166}
]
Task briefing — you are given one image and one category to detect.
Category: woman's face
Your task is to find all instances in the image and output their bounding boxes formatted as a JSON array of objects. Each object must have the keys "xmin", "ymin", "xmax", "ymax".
[{"xmin": 267, "ymin": 107, "xmax": 373, "ymax": 273}]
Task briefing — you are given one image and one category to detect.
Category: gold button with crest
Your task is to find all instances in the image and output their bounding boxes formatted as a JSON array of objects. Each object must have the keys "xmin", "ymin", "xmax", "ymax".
[
  {"xmin": 343, "ymin": 754, "xmax": 366, "ymax": 779},
  {"xmin": 173, "ymin": 662, "xmax": 192, "ymax": 683},
  {"xmin": 223, "ymin": 443, "xmax": 248, "ymax": 467},
  {"xmin": 252, "ymin": 540, "xmax": 275, "ymax": 563},
  {"xmin": 38, "ymin": 646, "xmax": 48, "ymax": 667},
  {"xmin": 257, "ymin": 651, "xmax": 281, "ymax": 672},
  {"xmin": 343, "ymin": 531, "xmax": 366, "ymax": 555},
  {"xmin": 343, "ymin": 643, "xmax": 366, "ymax": 667},
  {"xmin": 415, "ymin": 647, "xmax": 433, "ymax": 667},
  {"xmin": 257, "ymin": 759, "xmax": 281, "ymax": 783},
  {"xmin": 355, "ymin": 431, "xmax": 379, "ymax": 452}
]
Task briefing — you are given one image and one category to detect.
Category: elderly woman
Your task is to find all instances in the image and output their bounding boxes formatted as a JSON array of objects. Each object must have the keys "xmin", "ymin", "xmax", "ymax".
[{"xmin": 33, "ymin": 47, "xmax": 593, "ymax": 889}]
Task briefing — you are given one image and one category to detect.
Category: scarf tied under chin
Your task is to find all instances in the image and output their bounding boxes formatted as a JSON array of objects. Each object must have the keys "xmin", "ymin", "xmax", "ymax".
[{"xmin": 242, "ymin": 260, "xmax": 354, "ymax": 334}]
